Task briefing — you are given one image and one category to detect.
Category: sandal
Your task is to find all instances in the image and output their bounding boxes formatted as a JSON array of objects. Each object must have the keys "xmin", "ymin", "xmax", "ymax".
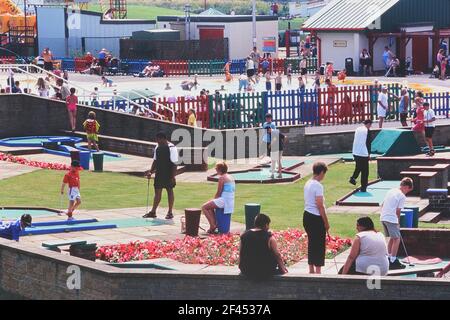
[
  {"xmin": 207, "ymin": 228, "xmax": 218, "ymax": 235},
  {"xmin": 143, "ymin": 211, "xmax": 157, "ymax": 218},
  {"xmin": 165, "ymin": 212, "xmax": 174, "ymax": 220}
]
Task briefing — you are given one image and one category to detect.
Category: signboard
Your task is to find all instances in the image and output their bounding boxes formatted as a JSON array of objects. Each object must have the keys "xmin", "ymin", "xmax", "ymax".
[
  {"xmin": 333, "ymin": 40, "xmax": 347, "ymax": 48},
  {"xmin": 262, "ymin": 36, "xmax": 277, "ymax": 53}
]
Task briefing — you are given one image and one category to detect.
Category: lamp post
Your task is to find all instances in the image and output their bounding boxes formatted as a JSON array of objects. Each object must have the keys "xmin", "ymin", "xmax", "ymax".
[
  {"xmin": 184, "ymin": 4, "xmax": 191, "ymax": 41},
  {"xmin": 252, "ymin": 0, "xmax": 256, "ymax": 48}
]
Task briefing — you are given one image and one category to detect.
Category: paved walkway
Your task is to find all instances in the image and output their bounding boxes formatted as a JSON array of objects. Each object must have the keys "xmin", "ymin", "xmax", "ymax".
[{"xmin": 0, "ymin": 161, "xmax": 40, "ymax": 180}]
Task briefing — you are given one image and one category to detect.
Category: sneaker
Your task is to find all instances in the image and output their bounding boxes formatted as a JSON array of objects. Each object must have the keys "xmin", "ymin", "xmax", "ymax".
[
  {"xmin": 349, "ymin": 177, "xmax": 357, "ymax": 186},
  {"xmin": 389, "ymin": 258, "xmax": 406, "ymax": 270}
]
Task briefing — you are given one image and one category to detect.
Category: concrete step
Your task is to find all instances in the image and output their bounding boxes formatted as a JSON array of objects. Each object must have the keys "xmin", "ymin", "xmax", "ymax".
[{"xmin": 419, "ymin": 211, "xmax": 442, "ymax": 223}]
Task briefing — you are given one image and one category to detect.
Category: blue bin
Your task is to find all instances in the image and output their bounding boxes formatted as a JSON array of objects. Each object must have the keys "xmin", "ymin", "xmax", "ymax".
[
  {"xmin": 215, "ymin": 208, "xmax": 231, "ymax": 234},
  {"xmin": 401, "ymin": 209, "xmax": 414, "ymax": 228},
  {"xmin": 404, "ymin": 206, "xmax": 419, "ymax": 228},
  {"xmin": 79, "ymin": 151, "xmax": 90, "ymax": 170}
]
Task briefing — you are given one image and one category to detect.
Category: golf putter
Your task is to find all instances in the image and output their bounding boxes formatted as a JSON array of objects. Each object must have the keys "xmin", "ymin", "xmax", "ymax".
[{"xmin": 400, "ymin": 233, "xmax": 414, "ymax": 266}]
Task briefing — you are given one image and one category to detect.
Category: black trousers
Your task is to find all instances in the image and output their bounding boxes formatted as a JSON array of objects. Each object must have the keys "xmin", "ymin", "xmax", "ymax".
[
  {"xmin": 303, "ymin": 211, "xmax": 326, "ymax": 267},
  {"xmin": 338, "ymin": 261, "xmax": 366, "ymax": 275},
  {"xmin": 352, "ymin": 155, "xmax": 369, "ymax": 192}
]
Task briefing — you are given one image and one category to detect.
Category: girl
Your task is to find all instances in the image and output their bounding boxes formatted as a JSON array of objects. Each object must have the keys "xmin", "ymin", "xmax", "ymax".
[
  {"xmin": 201, "ymin": 162, "xmax": 235, "ymax": 234},
  {"xmin": 412, "ymin": 91, "xmax": 425, "ymax": 140},
  {"xmin": 224, "ymin": 60, "xmax": 232, "ymax": 82},
  {"xmin": 66, "ymin": 88, "xmax": 78, "ymax": 132},
  {"xmin": 187, "ymin": 108, "xmax": 197, "ymax": 127},
  {"xmin": 441, "ymin": 57, "xmax": 447, "ymax": 81},
  {"xmin": 314, "ymin": 70, "xmax": 321, "ymax": 90},
  {"xmin": 325, "ymin": 62, "xmax": 334, "ymax": 82},
  {"xmin": 300, "ymin": 58, "xmax": 308, "ymax": 83},
  {"xmin": 83, "ymin": 111, "xmax": 100, "ymax": 152},
  {"xmin": 286, "ymin": 63, "xmax": 293, "ymax": 86},
  {"xmin": 275, "ymin": 72, "xmax": 282, "ymax": 92},
  {"xmin": 36, "ymin": 78, "xmax": 49, "ymax": 97},
  {"xmin": 265, "ymin": 72, "xmax": 272, "ymax": 91}
]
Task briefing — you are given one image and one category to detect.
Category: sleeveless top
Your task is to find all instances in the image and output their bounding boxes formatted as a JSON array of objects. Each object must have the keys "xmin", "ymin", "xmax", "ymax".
[
  {"xmin": 399, "ymin": 96, "xmax": 407, "ymax": 113},
  {"xmin": 355, "ymin": 231, "xmax": 389, "ymax": 276},
  {"xmin": 239, "ymin": 230, "xmax": 277, "ymax": 279},
  {"xmin": 221, "ymin": 181, "xmax": 235, "ymax": 214}
]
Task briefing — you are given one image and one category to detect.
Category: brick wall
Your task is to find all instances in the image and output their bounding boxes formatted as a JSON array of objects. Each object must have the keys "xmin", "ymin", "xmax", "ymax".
[
  {"xmin": 378, "ymin": 157, "xmax": 450, "ymax": 181},
  {"xmin": 1, "ymin": 240, "xmax": 449, "ymax": 300},
  {"xmin": 399, "ymin": 229, "xmax": 450, "ymax": 258}
]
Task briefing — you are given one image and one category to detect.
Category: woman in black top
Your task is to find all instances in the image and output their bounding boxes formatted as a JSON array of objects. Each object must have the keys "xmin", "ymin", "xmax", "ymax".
[{"xmin": 239, "ymin": 214, "xmax": 288, "ymax": 280}]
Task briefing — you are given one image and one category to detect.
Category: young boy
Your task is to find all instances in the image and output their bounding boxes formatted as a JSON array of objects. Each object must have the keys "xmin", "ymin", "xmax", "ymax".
[
  {"xmin": 380, "ymin": 177, "xmax": 414, "ymax": 270},
  {"xmin": 265, "ymin": 72, "xmax": 272, "ymax": 91},
  {"xmin": 101, "ymin": 76, "xmax": 114, "ymax": 87},
  {"xmin": 262, "ymin": 113, "xmax": 276, "ymax": 159},
  {"xmin": 61, "ymin": 160, "xmax": 82, "ymax": 220},
  {"xmin": 286, "ymin": 63, "xmax": 293, "ymax": 86},
  {"xmin": 275, "ymin": 72, "xmax": 283, "ymax": 92},
  {"xmin": 83, "ymin": 111, "xmax": 100, "ymax": 152},
  {"xmin": 424, "ymin": 102, "xmax": 436, "ymax": 156}
]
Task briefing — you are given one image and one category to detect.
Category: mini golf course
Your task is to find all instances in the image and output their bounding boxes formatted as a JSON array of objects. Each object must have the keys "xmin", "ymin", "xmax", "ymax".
[{"xmin": 336, "ymin": 180, "xmax": 401, "ymax": 206}]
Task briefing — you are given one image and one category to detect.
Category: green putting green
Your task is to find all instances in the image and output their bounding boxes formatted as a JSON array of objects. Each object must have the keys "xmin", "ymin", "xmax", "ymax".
[
  {"xmin": 101, "ymin": 217, "xmax": 169, "ymax": 228},
  {"xmin": 231, "ymin": 168, "xmax": 298, "ymax": 181},
  {"xmin": 0, "ymin": 208, "xmax": 56, "ymax": 220},
  {"xmin": 342, "ymin": 180, "xmax": 400, "ymax": 205}
]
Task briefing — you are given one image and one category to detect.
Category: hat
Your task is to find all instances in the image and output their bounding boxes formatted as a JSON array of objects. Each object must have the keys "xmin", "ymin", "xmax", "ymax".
[
  {"xmin": 21, "ymin": 214, "xmax": 32, "ymax": 227},
  {"xmin": 71, "ymin": 160, "xmax": 81, "ymax": 167}
]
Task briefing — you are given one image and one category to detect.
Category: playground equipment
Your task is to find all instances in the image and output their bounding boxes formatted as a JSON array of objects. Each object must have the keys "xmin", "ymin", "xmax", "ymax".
[
  {"xmin": 0, "ymin": 0, "xmax": 36, "ymax": 41},
  {"xmin": 100, "ymin": 0, "xmax": 127, "ymax": 19}
]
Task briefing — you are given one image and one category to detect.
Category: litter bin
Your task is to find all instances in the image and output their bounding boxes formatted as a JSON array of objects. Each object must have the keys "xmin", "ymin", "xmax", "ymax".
[
  {"xmin": 404, "ymin": 206, "xmax": 419, "ymax": 228},
  {"xmin": 215, "ymin": 208, "xmax": 231, "ymax": 234},
  {"xmin": 400, "ymin": 209, "xmax": 413, "ymax": 228},
  {"xmin": 79, "ymin": 151, "xmax": 90, "ymax": 170},
  {"xmin": 185, "ymin": 208, "xmax": 201, "ymax": 237},
  {"xmin": 92, "ymin": 152, "xmax": 104, "ymax": 172},
  {"xmin": 245, "ymin": 203, "xmax": 261, "ymax": 230},
  {"xmin": 345, "ymin": 57, "xmax": 354, "ymax": 76},
  {"xmin": 70, "ymin": 150, "xmax": 80, "ymax": 162}
]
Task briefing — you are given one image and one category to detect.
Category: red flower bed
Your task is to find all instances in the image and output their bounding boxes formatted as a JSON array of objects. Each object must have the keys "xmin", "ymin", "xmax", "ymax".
[
  {"xmin": 96, "ymin": 229, "xmax": 352, "ymax": 266},
  {"xmin": 0, "ymin": 152, "xmax": 70, "ymax": 170}
]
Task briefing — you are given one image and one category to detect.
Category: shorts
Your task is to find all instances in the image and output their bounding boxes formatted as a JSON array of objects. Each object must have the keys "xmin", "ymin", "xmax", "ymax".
[
  {"xmin": 377, "ymin": 106, "xmax": 387, "ymax": 118},
  {"xmin": 301, "ymin": 68, "xmax": 307, "ymax": 75},
  {"xmin": 382, "ymin": 221, "xmax": 401, "ymax": 239},
  {"xmin": 44, "ymin": 61, "xmax": 53, "ymax": 71},
  {"xmin": 275, "ymin": 83, "xmax": 282, "ymax": 91},
  {"xmin": 68, "ymin": 187, "xmax": 81, "ymax": 201},
  {"xmin": 247, "ymin": 69, "xmax": 255, "ymax": 77},
  {"xmin": 87, "ymin": 133, "xmax": 99, "ymax": 142},
  {"xmin": 154, "ymin": 174, "xmax": 176, "ymax": 190},
  {"xmin": 266, "ymin": 81, "xmax": 272, "ymax": 91},
  {"xmin": 400, "ymin": 112, "xmax": 408, "ymax": 123},
  {"xmin": 425, "ymin": 126, "xmax": 435, "ymax": 138}
]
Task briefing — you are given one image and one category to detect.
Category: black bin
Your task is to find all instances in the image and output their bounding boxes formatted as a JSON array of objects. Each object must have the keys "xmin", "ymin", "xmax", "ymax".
[{"xmin": 345, "ymin": 58, "xmax": 354, "ymax": 76}]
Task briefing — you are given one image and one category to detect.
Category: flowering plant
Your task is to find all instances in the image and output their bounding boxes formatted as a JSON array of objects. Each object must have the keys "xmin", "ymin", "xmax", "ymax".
[
  {"xmin": 0, "ymin": 152, "xmax": 70, "ymax": 170},
  {"xmin": 97, "ymin": 229, "xmax": 352, "ymax": 266}
]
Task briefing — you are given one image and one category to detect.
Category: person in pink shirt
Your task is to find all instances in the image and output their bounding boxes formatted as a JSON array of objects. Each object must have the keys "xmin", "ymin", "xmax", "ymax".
[{"xmin": 66, "ymin": 88, "xmax": 78, "ymax": 132}]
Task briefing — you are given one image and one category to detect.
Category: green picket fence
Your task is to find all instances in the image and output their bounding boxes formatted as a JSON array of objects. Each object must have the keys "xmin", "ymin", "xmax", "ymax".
[{"xmin": 188, "ymin": 60, "xmax": 225, "ymax": 76}]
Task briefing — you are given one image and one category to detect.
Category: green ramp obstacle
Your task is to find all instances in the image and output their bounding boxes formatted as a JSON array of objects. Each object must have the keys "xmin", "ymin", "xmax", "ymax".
[{"xmin": 371, "ymin": 129, "xmax": 421, "ymax": 157}]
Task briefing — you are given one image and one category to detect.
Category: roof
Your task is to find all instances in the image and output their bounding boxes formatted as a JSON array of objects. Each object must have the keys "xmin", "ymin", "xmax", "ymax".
[
  {"xmin": 157, "ymin": 15, "xmax": 278, "ymax": 23},
  {"xmin": 302, "ymin": 0, "xmax": 400, "ymax": 31},
  {"xmin": 199, "ymin": 8, "xmax": 225, "ymax": 16}
]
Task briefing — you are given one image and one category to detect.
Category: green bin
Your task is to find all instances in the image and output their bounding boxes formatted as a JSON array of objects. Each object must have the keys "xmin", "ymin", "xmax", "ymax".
[
  {"xmin": 92, "ymin": 152, "xmax": 104, "ymax": 172},
  {"xmin": 245, "ymin": 203, "xmax": 261, "ymax": 230}
]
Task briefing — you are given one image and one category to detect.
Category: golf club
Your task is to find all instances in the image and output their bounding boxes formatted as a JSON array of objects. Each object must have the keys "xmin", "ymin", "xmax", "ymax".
[
  {"xmin": 145, "ymin": 175, "xmax": 151, "ymax": 214},
  {"xmin": 400, "ymin": 232, "xmax": 414, "ymax": 267},
  {"xmin": 58, "ymin": 192, "xmax": 64, "ymax": 216}
]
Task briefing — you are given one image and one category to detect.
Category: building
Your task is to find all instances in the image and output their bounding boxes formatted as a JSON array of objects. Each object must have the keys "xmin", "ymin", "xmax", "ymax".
[
  {"xmin": 36, "ymin": 6, "xmax": 156, "ymax": 57},
  {"xmin": 302, "ymin": 0, "xmax": 450, "ymax": 73},
  {"xmin": 157, "ymin": 14, "xmax": 279, "ymax": 60}
]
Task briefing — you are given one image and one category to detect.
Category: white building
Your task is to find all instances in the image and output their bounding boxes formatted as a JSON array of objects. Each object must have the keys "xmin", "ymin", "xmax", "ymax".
[
  {"xmin": 36, "ymin": 6, "xmax": 156, "ymax": 57},
  {"xmin": 157, "ymin": 15, "xmax": 279, "ymax": 60}
]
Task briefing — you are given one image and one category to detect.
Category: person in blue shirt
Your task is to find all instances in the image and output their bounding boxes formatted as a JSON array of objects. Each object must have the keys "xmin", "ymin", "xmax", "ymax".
[
  {"xmin": 0, "ymin": 214, "xmax": 32, "ymax": 241},
  {"xmin": 262, "ymin": 113, "xmax": 276, "ymax": 157}
]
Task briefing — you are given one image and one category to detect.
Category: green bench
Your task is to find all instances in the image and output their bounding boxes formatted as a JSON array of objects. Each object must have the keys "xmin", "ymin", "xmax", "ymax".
[
  {"xmin": 42, "ymin": 240, "xmax": 88, "ymax": 251},
  {"xmin": 387, "ymin": 266, "xmax": 443, "ymax": 277}
]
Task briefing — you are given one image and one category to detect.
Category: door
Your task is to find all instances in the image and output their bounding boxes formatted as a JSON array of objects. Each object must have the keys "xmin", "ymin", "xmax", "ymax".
[
  {"xmin": 412, "ymin": 36, "xmax": 429, "ymax": 73},
  {"xmin": 199, "ymin": 28, "xmax": 224, "ymax": 40}
]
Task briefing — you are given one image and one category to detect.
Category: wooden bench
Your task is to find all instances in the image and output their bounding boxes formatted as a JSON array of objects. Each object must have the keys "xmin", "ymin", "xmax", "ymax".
[
  {"xmin": 388, "ymin": 266, "xmax": 443, "ymax": 277},
  {"xmin": 400, "ymin": 171, "xmax": 438, "ymax": 198},
  {"xmin": 409, "ymin": 164, "xmax": 450, "ymax": 189}
]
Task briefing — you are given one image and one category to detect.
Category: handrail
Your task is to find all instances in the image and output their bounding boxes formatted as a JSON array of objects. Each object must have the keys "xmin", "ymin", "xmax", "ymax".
[
  {"xmin": 0, "ymin": 64, "xmax": 165, "ymax": 120},
  {"xmin": 129, "ymin": 89, "xmax": 176, "ymax": 122}
]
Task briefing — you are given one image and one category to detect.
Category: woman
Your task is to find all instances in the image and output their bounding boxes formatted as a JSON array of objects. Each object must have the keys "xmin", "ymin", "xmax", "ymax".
[
  {"xmin": 340, "ymin": 217, "xmax": 389, "ymax": 276},
  {"xmin": 36, "ymin": 78, "xmax": 49, "ymax": 97},
  {"xmin": 187, "ymin": 108, "xmax": 197, "ymax": 127},
  {"xmin": 397, "ymin": 88, "xmax": 410, "ymax": 127},
  {"xmin": 201, "ymin": 162, "xmax": 235, "ymax": 234},
  {"xmin": 360, "ymin": 49, "xmax": 372, "ymax": 76},
  {"xmin": 239, "ymin": 213, "xmax": 288, "ymax": 280},
  {"xmin": 66, "ymin": 87, "xmax": 78, "ymax": 132},
  {"xmin": 303, "ymin": 162, "xmax": 330, "ymax": 274},
  {"xmin": 412, "ymin": 91, "xmax": 425, "ymax": 134}
]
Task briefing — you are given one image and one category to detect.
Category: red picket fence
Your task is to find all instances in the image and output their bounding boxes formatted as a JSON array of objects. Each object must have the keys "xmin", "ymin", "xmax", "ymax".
[
  {"xmin": 153, "ymin": 60, "xmax": 189, "ymax": 76},
  {"xmin": 155, "ymin": 96, "xmax": 210, "ymax": 128},
  {"xmin": 0, "ymin": 56, "xmax": 16, "ymax": 64},
  {"xmin": 74, "ymin": 58, "xmax": 89, "ymax": 72},
  {"xmin": 318, "ymin": 86, "xmax": 374, "ymax": 125}
]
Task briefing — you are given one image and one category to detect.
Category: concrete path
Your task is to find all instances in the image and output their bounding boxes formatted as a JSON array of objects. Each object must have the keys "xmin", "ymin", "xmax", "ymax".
[{"xmin": 0, "ymin": 161, "xmax": 40, "ymax": 181}]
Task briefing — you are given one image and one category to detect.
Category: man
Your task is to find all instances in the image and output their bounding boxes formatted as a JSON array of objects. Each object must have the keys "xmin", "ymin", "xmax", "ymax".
[
  {"xmin": 424, "ymin": 102, "xmax": 436, "ymax": 157},
  {"xmin": 250, "ymin": 47, "xmax": 261, "ymax": 80},
  {"xmin": 42, "ymin": 47, "xmax": 53, "ymax": 72},
  {"xmin": 0, "ymin": 214, "xmax": 32, "ymax": 241},
  {"xmin": 380, "ymin": 178, "xmax": 414, "ymax": 270},
  {"xmin": 143, "ymin": 132, "xmax": 178, "ymax": 220},
  {"xmin": 350, "ymin": 119, "xmax": 372, "ymax": 192},
  {"xmin": 377, "ymin": 86, "xmax": 389, "ymax": 128}
]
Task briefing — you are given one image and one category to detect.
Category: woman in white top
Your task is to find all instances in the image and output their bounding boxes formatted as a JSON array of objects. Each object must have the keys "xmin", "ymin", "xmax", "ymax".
[
  {"xmin": 341, "ymin": 216, "xmax": 389, "ymax": 276},
  {"xmin": 303, "ymin": 162, "xmax": 330, "ymax": 274},
  {"xmin": 36, "ymin": 78, "xmax": 49, "ymax": 97},
  {"xmin": 202, "ymin": 162, "xmax": 235, "ymax": 234}
]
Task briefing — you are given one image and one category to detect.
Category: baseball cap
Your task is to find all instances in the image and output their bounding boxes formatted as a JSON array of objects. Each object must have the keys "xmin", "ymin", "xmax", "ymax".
[{"xmin": 21, "ymin": 214, "xmax": 32, "ymax": 227}]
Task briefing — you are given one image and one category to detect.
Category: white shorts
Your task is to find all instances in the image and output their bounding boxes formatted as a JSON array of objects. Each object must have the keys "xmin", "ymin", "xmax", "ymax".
[
  {"xmin": 68, "ymin": 187, "xmax": 81, "ymax": 201},
  {"xmin": 377, "ymin": 106, "xmax": 387, "ymax": 118},
  {"xmin": 213, "ymin": 198, "xmax": 225, "ymax": 209}
]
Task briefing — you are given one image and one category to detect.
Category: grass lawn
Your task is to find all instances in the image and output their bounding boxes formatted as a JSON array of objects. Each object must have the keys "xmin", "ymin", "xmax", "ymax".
[
  {"xmin": 278, "ymin": 17, "xmax": 306, "ymax": 31},
  {"xmin": 87, "ymin": 4, "xmax": 184, "ymax": 20},
  {"xmin": 0, "ymin": 162, "xmax": 447, "ymax": 237}
]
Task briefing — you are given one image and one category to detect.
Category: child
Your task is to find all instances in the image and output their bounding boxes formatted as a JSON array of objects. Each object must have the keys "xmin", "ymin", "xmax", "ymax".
[
  {"xmin": 60, "ymin": 160, "xmax": 82, "ymax": 220},
  {"xmin": 265, "ymin": 72, "xmax": 272, "ymax": 91},
  {"xmin": 314, "ymin": 70, "xmax": 321, "ymax": 90},
  {"xmin": 432, "ymin": 65, "xmax": 440, "ymax": 79},
  {"xmin": 275, "ymin": 72, "xmax": 282, "ymax": 92},
  {"xmin": 441, "ymin": 58, "xmax": 447, "ymax": 80},
  {"xmin": 187, "ymin": 108, "xmax": 197, "ymax": 127},
  {"xmin": 164, "ymin": 83, "xmax": 172, "ymax": 90},
  {"xmin": 101, "ymin": 76, "xmax": 113, "ymax": 87},
  {"xmin": 337, "ymin": 69, "xmax": 347, "ymax": 83},
  {"xmin": 300, "ymin": 58, "xmax": 308, "ymax": 83},
  {"xmin": 270, "ymin": 129, "xmax": 287, "ymax": 179},
  {"xmin": 83, "ymin": 111, "xmax": 100, "ymax": 152},
  {"xmin": 66, "ymin": 88, "xmax": 78, "ymax": 132},
  {"xmin": 325, "ymin": 62, "xmax": 334, "ymax": 82},
  {"xmin": 286, "ymin": 63, "xmax": 293, "ymax": 86},
  {"xmin": 224, "ymin": 60, "xmax": 232, "ymax": 82},
  {"xmin": 90, "ymin": 87, "xmax": 99, "ymax": 106},
  {"xmin": 380, "ymin": 178, "xmax": 414, "ymax": 270},
  {"xmin": 298, "ymin": 76, "xmax": 306, "ymax": 92},
  {"xmin": 246, "ymin": 82, "xmax": 254, "ymax": 92},
  {"xmin": 262, "ymin": 113, "xmax": 276, "ymax": 159}
]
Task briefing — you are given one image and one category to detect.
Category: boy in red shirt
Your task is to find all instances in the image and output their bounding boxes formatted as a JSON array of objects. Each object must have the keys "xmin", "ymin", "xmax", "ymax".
[{"xmin": 61, "ymin": 160, "xmax": 82, "ymax": 220}]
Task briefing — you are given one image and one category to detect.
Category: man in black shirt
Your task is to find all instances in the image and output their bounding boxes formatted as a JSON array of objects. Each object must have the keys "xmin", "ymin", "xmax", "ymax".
[{"xmin": 143, "ymin": 132, "xmax": 178, "ymax": 220}]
